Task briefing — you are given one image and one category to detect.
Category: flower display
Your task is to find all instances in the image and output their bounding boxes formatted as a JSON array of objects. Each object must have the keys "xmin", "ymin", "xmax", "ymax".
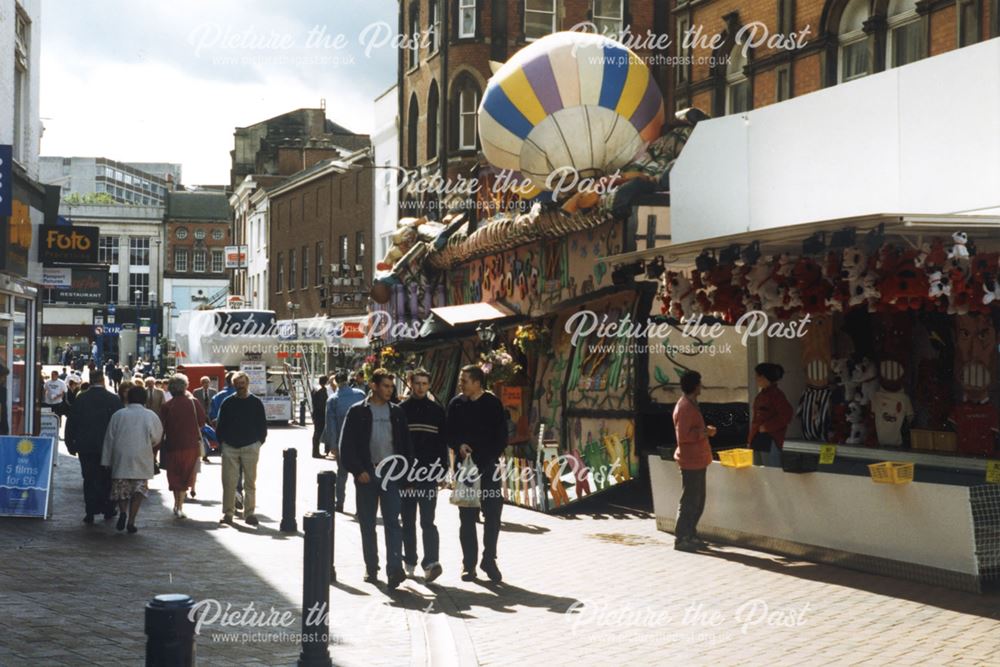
[
  {"xmin": 513, "ymin": 323, "xmax": 550, "ymax": 355},
  {"xmin": 480, "ymin": 344, "xmax": 522, "ymax": 385}
]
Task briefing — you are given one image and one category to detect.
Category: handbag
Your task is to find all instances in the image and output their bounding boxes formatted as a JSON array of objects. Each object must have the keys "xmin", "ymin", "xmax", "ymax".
[
  {"xmin": 750, "ymin": 432, "xmax": 774, "ymax": 452},
  {"xmin": 450, "ymin": 457, "xmax": 481, "ymax": 509}
]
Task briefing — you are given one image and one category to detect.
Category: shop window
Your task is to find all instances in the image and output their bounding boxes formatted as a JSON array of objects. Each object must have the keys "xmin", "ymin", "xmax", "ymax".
[
  {"xmin": 592, "ymin": 0, "xmax": 624, "ymax": 35},
  {"xmin": 525, "ymin": 0, "xmax": 557, "ymax": 41},
  {"xmin": 458, "ymin": 0, "xmax": 477, "ymax": 38}
]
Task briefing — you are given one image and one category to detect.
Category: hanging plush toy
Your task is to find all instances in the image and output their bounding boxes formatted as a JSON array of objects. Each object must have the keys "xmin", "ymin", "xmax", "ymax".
[
  {"xmin": 667, "ymin": 272, "xmax": 695, "ymax": 319},
  {"xmin": 948, "ymin": 231, "xmax": 970, "ymax": 261},
  {"xmin": 969, "ymin": 252, "xmax": 999, "ymax": 312},
  {"xmin": 877, "ymin": 246, "xmax": 928, "ymax": 311},
  {"xmin": 794, "ymin": 257, "xmax": 833, "ymax": 314}
]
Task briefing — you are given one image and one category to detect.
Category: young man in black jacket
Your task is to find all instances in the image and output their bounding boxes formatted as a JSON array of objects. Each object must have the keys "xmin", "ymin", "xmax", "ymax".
[
  {"xmin": 445, "ymin": 364, "xmax": 508, "ymax": 582},
  {"xmin": 65, "ymin": 371, "xmax": 123, "ymax": 523},
  {"xmin": 340, "ymin": 368, "xmax": 413, "ymax": 589},
  {"xmin": 399, "ymin": 369, "xmax": 447, "ymax": 583}
]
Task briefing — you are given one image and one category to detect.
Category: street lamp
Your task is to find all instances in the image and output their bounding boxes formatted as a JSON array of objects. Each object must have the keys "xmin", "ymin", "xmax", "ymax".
[
  {"xmin": 476, "ymin": 322, "xmax": 497, "ymax": 349},
  {"xmin": 134, "ymin": 289, "xmax": 144, "ymax": 362}
]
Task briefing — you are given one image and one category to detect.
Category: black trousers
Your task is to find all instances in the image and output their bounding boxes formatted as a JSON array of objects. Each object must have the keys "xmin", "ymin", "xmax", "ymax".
[
  {"xmin": 675, "ymin": 468, "xmax": 707, "ymax": 541},
  {"xmin": 312, "ymin": 420, "xmax": 326, "ymax": 455},
  {"xmin": 458, "ymin": 460, "xmax": 503, "ymax": 570},
  {"xmin": 79, "ymin": 455, "xmax": 114, "ymax": 516}
]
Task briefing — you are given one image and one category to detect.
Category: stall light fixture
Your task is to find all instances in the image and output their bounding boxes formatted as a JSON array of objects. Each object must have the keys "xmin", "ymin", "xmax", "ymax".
[
  {"xmin": 645, "ymin": 256, "xmax": 666, "ymax": 279},
  {"xmin": 802, "ymin": 232, "xmax": 826, "ymax": 256},
  {"xmin": 719, "ymin": 244, "xmax": 741, "ymax": 265},
  {"xmin": 864, "ymin": 223, "xmax": 886, "ymax": 254},
  {"xmin": 695, "ymin": 251, "xmax": 717, "ymax": 273},
  {"xmin": 612, "ymin": 261, "xmax": 645, "ymax": 285},
  {"xmin": 476, "ymin": 322, "xmax": 497, "ymax": 347},
  {"xmin": 741, "ymin": 241, "xmax": 761, "ymax": 266},
  {"xmin": 830, "ymin": 228, "xmax": 857, "ymax": 249}
]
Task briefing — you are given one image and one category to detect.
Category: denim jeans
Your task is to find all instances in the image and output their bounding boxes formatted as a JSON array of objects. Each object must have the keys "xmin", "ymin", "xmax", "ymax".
[
  {"xmin": 401, "ymin": 485, "xmax": 439, "ymax": 569},
  {"xmin": 458, "ymin": 460, "xmax": 503, "ymax": 570},
  {"xmin": 356, "ymin": 473, "xmax": 403, "ymax": 576},
  {"xmin": 675, "ymin": 468, "xmax": 707, "ymax": 541}
]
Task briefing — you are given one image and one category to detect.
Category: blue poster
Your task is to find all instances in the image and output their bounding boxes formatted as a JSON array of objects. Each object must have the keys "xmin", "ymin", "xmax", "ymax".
[{"xmin": 0, "ymin": 436, "xmax": 56, "ymax": 518}]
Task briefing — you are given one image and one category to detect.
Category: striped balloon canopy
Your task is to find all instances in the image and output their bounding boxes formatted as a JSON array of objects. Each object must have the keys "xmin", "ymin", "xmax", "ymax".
[{"xmin": 479, "ymin": 31, "xmax": 665, "ymax": 194}]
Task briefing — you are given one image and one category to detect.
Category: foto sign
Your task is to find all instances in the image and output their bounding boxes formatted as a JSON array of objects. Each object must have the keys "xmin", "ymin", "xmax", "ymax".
[
  {"xmin": 0, "ymin": 145, "xmax": 11, "ymax": 217},
  {"xmin": 0, "ymin": 436, "xmax": 56, "ymax": 518},
  {"xmin": 224, "ymin": 245, "xmax": 248, "ymax": 269},
  {"xmin": 40, "ymin": 224, "xmax": 100, "ymax": 265}
]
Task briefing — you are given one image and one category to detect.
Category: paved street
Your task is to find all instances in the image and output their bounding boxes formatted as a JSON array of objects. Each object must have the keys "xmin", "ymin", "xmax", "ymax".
[{"xmin": 1, "ymin": 423, "xmax": 999, "ymax": 666}]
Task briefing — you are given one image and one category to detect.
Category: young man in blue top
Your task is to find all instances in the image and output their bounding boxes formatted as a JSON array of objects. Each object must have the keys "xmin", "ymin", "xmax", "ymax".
[{"xmin": 322, "ymin": 370, "xmax": 368, "ymax": 512}]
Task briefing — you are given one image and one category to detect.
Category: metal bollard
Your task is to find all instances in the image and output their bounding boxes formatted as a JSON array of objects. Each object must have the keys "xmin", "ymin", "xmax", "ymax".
[
  {"xmin": 298, "ymin": 511, "xmax": 333, "ymax": 667},
  {"xmin": 145, "ymin": 594, "xmax": 196, "ymax": 667},
  {"xmin": 316, "ymin": 471, "xmax": 337, "ymax": 582},
  {"xmin": 280, "ymin": 448, "xmax": 298, "ymax": 533},
  {"xmin": 299, "ymin": 400, "xmax": 307, "ymax": 426}
]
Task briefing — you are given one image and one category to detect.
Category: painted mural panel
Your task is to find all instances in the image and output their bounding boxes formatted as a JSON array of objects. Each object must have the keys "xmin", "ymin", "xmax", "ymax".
[
  {"xmin": 532, "ymin": 309, "xmax": 575, "ymax": 445},
  {"xmin": 646, "ymin": 321, "xmax": 750, "ymax": 404},
  {"xmin": 564, "ymin": 291, "xmax": 638, "ymax": 413}
]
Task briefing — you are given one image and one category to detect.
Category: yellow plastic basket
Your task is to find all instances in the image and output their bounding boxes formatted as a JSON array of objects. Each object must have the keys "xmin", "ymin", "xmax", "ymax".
[
  {"xmin": 718, "ymin": 448, "xmax": 754, "ymax": 469},
  {"xmin": 868, "ymin": 461, "xmax": 914, "ymax": 484}
]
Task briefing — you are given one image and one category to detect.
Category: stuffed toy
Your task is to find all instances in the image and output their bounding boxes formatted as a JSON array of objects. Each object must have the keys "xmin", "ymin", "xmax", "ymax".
[
  {"xmin": 948, "ymin": 231, "xmax": 970, "ymax": 261},
  {"xmin": 928, "ymin": 270, "xmax": 948, "ymax": 299},
  {"xmin": 845, "ymin": 401, "xmax": 868, "ymax": 445},
  {"xmin": 666, "ymin": 272, "xmax": 696, "ymax": 319},
  {"xmin": 925, "ymin": 238, "xmax": 949, "ymax": 269},
  {"xmin": 744, "ymin": 263, "xmax": 771, "ymax": 312},
  {"xmin": 824, "ymin": 251, "xmax": 847, "ymax": 311},
  {"xmin": 794, "ymin": 258, "xmax": 832, "ymax": 314},
  {"xmin": 710, "ymin": 266, "xmax": 746, "ymax": 323},
  {"xmin": 969, "ymin": 252, "xmax": 999, "ymax": 312},
  {"xmin": 955, "ymin": 313, "xmax": 996, "ymax": 401},
  {"xmin": 946, "ymin": 258, "xmax": 972, "ymax": 315},
  {"xmin": 850, "ymin": 357, "xmax": 879, "ymax": 405},
  {"xmin": 877, "ymin": 247, "xmax": 928, "ymax": 311}
]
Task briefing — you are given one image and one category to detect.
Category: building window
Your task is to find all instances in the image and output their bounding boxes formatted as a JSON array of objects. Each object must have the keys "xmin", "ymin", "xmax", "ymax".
[
  {"xmin": 458, "ymin": 83, "xmax": 479, "ymax": 150},
  {"xmin": 194, "ymin": 229, "xmax": 206, "ymax": 240},
  {"xmin": 277, "ymin": 253, "xmax": 284, "ymax": 291},
  {"xmin": 888, "ymin": 0, "xmax": 925, "ymax": 68},
  {"xmin": 13, "ymin": 9, "xmax": 29, "ymax": 163},
  {"xmin": 459, "ymin": 0, "xmax": 477, "ymax": 37},
  {"xmin": 777, "ymin": 0, "xmax": 795, "ymax": 35},
  {"xmin": 592, "ymin": 0, "xmax": 624, "ymax": 35},
  {"xmin": 175, "ymin": 227, "xmax": 188, "ymax": 239},
  {"xmin": 958, "ymin": 0, "xmax": 981, "ymax": 46},
  {"xmin": 676, "ymin": 16, "xmax": 690, "ymax": 85},
  {"xmin": 212, "ymin": 228, "xmax": 225, "ymax": 241},
  {"xmin": 129, "ymin": 273, "xmax": 150, "ymax": 305},
  {"xmin": 108, "ymin": 270, "xmax": 119, "ymax": 303},
  {"xmin": 211, "ymin": 249, "xmax": 224, "ymax": 273},
  {"xmin": 289, "ymin": 250, "xmax": 297, "ymax": 290},
  {"xmin": 340, "ymin": 235, "xmax": 348, "ymax": 264},
  {"xmin": 356, "ymin": 232, "xmax": 366, "ymax": 265},
  {"xmin": 408, "ymin": 2, "xmax": 420, "ymax": 69},
  {"xmin": 193, "ymin": 250, "xmax": 207, "ymax": 273},
  {"xmin": 99, "ymin": 236, "xmax": 120, "ymax": 265},
  {"xmin": 301, "ymin": 245, "xmax": 309, "ymax": 288},
  {"xmin": 427, "ymin": 82, "xmax": 440, "ymax": 161},
  {"xmin": 429, "ymin": 0, "xmax": 440, "ymax": 52},
  {"xmin": 316, "ymin": 241, "xmax": 324, "ymax": 286},
  {"xmin": 725, "ymin": 43, "xmax": 750, "ymax": 114},
  {"xmin": 839, "ymin": 0, "xmax": 871, "ymax": 82},
  {"xmin": 407, "ymin": 94, "xmax": 420, "ymax": 166},
  {"xmin": 776, "ymin": 64, "xmax": 791, "ymax": 101},
  {"xmin": 525, "ymin": 0, "xmax": 557, "ymax": 40},
  {"xmin": 175, "ymin": 249, "xmax": 189, "ymax": 272},
  {"xmin": 129, "ymin": 237, "xmax": 150, "ymax": 267}
]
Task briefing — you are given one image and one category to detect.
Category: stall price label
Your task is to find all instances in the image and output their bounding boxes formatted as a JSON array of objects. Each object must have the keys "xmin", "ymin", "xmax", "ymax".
[
  {"xmin": 986, "ymin": 460, "xmax": 1000, "ymax": 484},
  {"xmin": 819, "ymin": 445, "xmax": 837, "ymax": 465}
]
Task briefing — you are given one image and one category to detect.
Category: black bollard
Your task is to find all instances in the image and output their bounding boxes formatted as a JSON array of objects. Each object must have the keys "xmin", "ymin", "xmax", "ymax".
[
  {"xmin": 316, "ymin": 471, "xmax": 337, "ymax": 582},
  {"xmin": 280, "ymin": 448, "xmax": 298, "ymax": 533},
  {"xmin": 145, "ymin": 594, "xmax": 196, "ymax": 667},
  {"xmin": 299, "ymin": 511, "xmax": 333, "ymax": 667},
  {"xmin": 299, "ymin": 400, "xmax": 307, "ymax": 426}
]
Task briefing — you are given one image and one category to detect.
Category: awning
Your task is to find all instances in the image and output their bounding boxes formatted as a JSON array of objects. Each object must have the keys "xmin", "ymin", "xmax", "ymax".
[
  {"xmin": 429, "ymin": 302, "xmax": 514, "ymax": 326},
  {"xmin": 603, "ymin": 212, "xmax": 1000, "ymax": 268}
]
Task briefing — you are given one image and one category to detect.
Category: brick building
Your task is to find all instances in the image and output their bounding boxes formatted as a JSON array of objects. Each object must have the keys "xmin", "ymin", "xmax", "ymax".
[
  {"xmin": 163, "ymin": 192, "xmax": 231, "ymax": 316},
  {"xmin": 268, "ymin": 153, "xmax": 374, "ymax": 322},
  {"xmin": 672, "ymin": 0, "xmax": 998, "ymax": 116},
  {"xmin": 397, "ymin": 0, "xmax": 670, "ymax": 219}
]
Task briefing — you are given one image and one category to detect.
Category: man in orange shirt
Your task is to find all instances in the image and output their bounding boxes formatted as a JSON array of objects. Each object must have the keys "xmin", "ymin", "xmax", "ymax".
[{"xmin": 672, "ymin": 371, "xmax": 716, "ymax": 552}]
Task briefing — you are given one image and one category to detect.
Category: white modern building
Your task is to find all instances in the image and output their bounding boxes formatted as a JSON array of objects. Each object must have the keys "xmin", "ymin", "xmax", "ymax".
[
  {"xmin": 372, "ymin": 84, "xmax": 399, "ymax": 272},
  {"xmin": 230, "ymin": 174, "xmax": 282, "ymax": 311},
  {"xmin": 39, "ymin": 156, "xmax": 181, "ymax": 206}
]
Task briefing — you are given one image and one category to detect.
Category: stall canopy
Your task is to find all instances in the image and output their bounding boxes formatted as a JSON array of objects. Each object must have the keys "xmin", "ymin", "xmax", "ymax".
[{"xmin": 415, "ymin": 302, "xmax": 518, "ymax": 341}]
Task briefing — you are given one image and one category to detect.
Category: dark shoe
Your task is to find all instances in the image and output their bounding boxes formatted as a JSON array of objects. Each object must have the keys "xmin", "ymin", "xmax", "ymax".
[
  {"xmin": 189, "ymin": 490, "xmax": 196, "ymax": 499},
  {"xmin": 335, "ymin": 503, "xmax": 344, "ymax": 513},
  {"xmin": 83, "ymin": 514, "xmax": 95, "ymax": 524},
  {"xmin": 245, "ymin": 515, "xmax": 259, "ymax": 526},
  {"xmin": 220, "ymin": 515, "xmax": 234, "ymax": 525},
  {"xmin": 127, "ymin": 524, "xmax": 138, "ymax": 534},
  {"xmin": 201, "ymin": 456, "xmax": 210, "ymax": 463},
  {"xmin": 674, "ymin": 538, "xmax": 697, "ymax": 552},
  {"xmin": 103, "ymin": 510, "xmax": 117, "ymax": 521},
  {"xmin": 460, "ymin": 568, "xmax": 477, "ymax": 582},
  {"xmin": 312, "ymin": 452, "xmax": 324, "ymax": 459},
  {"xmin": 116, "ymin": 513, "xmax": 127, "ymax": 531},
  {"xmin": 480, "ymin": 561, "xmax": 503, "ymax": 583},
  {"xmin": 363, "ymin": 571, "xmax": 379, "ymax": 584},
  {"xmin": 687, "ymin": 537, "xmax": 709, "ymax": 550},
  {"xmin": 387, "ymin": 570, "xmax": 406, "ymax": 590},
  {"xmin": 424, "ymin": 563, "xmax": 443, "ymax": 584}
]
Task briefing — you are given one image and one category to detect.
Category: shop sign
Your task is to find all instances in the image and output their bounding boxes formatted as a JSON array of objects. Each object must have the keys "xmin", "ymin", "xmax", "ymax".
[
  {"xmin": 0, "ymin": 145, "xmax": 11, "ymax": 217},
  {"xmin": 224, "ymin": 245, "xmax": 248, "ymax": 269},
  {"xmin": 342, "ymin": 321, "xmax": 365, "ymax": 339},
  {"xmin": 986, "ymin": 460, "xmax": 1000, "ymax": 484},
  {"xmin": 819, "ymin": 445, "xmax": 837, "ymax": 465},
  {"xmin": 41, "ymin": 267, "xmax": 72, "ymax": 288},
  {"xmin": 0, "ymin": 436, "xmax": 56, "ymax": 518},
  {"xmin": 49, "ymin": 268, "xmax": 108, "ymax": 304},
  {"xmin": 39, "ymin": 224, "xmax": 100, "ymax": 265}
]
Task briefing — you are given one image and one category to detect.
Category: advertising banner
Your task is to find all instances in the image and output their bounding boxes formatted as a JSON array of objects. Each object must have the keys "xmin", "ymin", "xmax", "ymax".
[
  {"xmin": 40, "ymin": 224, "xmax": 100, "ymax": 265},
  {"xmin": 224, "ymin": 245, "xmax": 248, "ymax": 269},
  {"xmin": 49, "ymin": 268, "xmax": 108, "ymax": 304},
  {"xmin": 0, "ymin": 436, "xmax": 56, "ymax": 518}
]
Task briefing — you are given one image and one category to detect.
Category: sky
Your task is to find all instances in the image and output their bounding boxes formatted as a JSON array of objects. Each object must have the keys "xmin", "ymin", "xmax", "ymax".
[{"xmin": 39, "ymin": 0, "xmax": 398, "ymax": 185}]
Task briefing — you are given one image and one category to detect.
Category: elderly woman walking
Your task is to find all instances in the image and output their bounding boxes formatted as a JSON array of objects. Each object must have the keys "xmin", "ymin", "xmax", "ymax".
[
  {"xmin": 161, "ymin": 374, "xmax": 207, "ymax": 518},
  {"xmin": 102, "ymin": 385, "xmax": 164, "ymax": 533}
]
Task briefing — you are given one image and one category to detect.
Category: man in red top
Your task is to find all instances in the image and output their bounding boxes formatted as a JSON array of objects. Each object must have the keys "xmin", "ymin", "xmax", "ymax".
[{"xmin": 673, "ymin": 371, "xmax": 716, "ymax": 552}]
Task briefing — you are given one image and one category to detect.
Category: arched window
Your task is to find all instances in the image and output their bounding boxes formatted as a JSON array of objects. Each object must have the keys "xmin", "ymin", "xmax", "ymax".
[
  {"xmin": 725, "ymin": 42, "xmax": 750, "ymax": 114},
  {"xmin": 427, "ymin": 81, "xmax": 440, "ymax": 161},
  {"xmin": 838, "ymin": 0, "xmax": 870, "ymax": 82},
  {"xmin": 887, "ymin": 0, "xmax": 925, "ymax": 67},
  {"xmin": 407, "ymin": 93, "xmax": 419, "ymax": 166},
  {"xmin": 408, "ymin": 2, "xmax": 420, "ymax": 69},
  {"xmin": 450, "ymin": 74, "xmax": 481, "ymax": 151}
]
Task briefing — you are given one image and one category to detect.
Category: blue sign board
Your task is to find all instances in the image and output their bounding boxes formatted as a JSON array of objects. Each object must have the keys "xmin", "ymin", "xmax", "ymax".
[
  {"xmin": 0, "ymin": 145, "xmax": 11, "ymax": 217},
  {"xmin": 0, "ymin": 436, "xmax": 56, "ymax": 518}
]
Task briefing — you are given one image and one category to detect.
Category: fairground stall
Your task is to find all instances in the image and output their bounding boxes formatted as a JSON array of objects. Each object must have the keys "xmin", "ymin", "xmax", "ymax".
[{"xmin": 607, "ymin": 39, "xmax": 1000, "ymax": 592}]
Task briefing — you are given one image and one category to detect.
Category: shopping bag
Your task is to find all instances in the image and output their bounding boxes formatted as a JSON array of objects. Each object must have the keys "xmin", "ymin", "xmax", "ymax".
[{"xmin": 450, "ymin": 457, "xmax": 481, "ymax": 508}]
